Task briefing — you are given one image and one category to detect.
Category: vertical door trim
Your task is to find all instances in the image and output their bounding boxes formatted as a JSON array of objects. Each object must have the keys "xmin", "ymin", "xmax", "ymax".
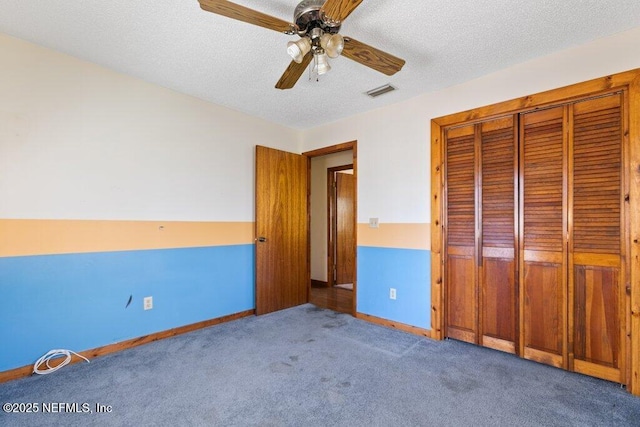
[
  {"xmin": 628, "ymin": 75, "xmax": 640, "ymax": 396},
  {"xmin": 431, "ymin": 121, "xmax": 445, "ymax": 340}
]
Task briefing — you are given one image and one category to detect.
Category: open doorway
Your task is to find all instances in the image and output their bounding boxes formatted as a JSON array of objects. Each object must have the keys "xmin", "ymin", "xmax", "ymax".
[
  {"xmin": 328, "ymin": 165, "xmax": 355, "ymax": 290},
  {"xmin": 304, "ymin": 143, "xmax": 356, "ymax": 315}
]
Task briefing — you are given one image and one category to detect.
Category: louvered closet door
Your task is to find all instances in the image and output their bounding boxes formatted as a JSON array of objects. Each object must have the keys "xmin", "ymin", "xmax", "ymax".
[
  {"xmin": 480, "ymin": 117, "xmax": 518, "ymax": 353},
  {"xmin": 445, "ymin": 125, "xmax": 478, "ymax": 343},
  {"xmin": 520, "ymin": 107, "xmax": 567, "ymax": 369},
  {"xmin": 569, "ymin": 94, "xmax": 625, "ymax": 382}
]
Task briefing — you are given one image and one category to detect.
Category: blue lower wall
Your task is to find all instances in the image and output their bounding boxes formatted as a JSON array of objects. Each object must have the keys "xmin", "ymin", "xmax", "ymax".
[
  {"xmin": 0, "ymin": 245, "xmax": 255, "ymax": 372},
  {"xmin": 357, "ymin": 246, "xmax": 431, "ymax": 329},
  {"xmin": 1, "ymin": 244, "xmax": 429, "ymax": 372}
]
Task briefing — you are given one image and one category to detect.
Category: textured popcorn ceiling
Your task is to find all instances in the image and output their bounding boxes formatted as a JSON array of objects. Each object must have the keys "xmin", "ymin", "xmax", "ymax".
[{"xmin": 1, "ymin": 0, "xmax": 640, "ymax": 129}]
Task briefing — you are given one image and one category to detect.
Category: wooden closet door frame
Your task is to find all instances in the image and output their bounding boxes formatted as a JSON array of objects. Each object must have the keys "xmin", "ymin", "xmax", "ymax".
[{"xmin": 431, "ymin": 68, "xmax": 640, "ymax": 396}]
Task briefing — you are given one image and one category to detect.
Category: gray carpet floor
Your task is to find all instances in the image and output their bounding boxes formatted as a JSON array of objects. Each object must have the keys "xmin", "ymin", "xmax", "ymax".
[{"xmin": 1, "ymin": 304, "xmax": 639, "ymax": 426}]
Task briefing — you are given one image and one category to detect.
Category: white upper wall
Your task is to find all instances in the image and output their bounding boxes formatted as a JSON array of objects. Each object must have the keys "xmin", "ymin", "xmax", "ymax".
[
  {"xmin": 301, "ymin": 26, "xmax": 640, "ymax": 226},
  {"xmin": 4, "ymin": 25, "xmax": 640, "ymax": 225},
  {"xmin": 0, "ymin": 33, "xmax": 301, "ymax": 222}
]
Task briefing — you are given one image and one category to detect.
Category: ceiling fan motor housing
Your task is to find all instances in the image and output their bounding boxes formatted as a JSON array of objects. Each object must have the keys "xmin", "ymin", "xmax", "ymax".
[{"xmin": 294, "ymin": 0, "xmax": 341, "ymax": 36}]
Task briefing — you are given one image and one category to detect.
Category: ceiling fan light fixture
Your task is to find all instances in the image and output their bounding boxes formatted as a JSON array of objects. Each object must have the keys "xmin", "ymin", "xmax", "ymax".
[
  {"xmin": 287, "ymin": 37, "xmax": 311, "ymax": 63},
  {"xmin": 313, "ymin": 52, "xmax": 331, "ymax": 75},
  {"xmin": 320, "ymin": 33, "xmax": 344, "ymax": 58}
]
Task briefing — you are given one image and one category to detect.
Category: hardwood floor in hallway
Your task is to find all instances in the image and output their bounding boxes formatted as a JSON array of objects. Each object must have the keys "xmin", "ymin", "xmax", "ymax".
[{"xmin": 309, "ymin": 284, "xmax": 352, "ymax": 315}]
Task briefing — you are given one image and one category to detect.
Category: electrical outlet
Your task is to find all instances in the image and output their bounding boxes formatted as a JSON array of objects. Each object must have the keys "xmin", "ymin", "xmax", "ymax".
[
  {"xmin": 143, "ymin": 296, "xmax": 153, "ymax": 310},
  {"xmin": 369, "ymin": 218, "xmax": 379, "ymax": 228},
  {"xmin": 389, "ymin": 288, "xmax": 396, "ymax": 300}
]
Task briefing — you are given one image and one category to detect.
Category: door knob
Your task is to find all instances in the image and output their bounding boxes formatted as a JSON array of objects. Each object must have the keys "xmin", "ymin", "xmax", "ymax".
[{"xmin": 257, "ymin": 237, "xmax": 267, "ymax": 243}]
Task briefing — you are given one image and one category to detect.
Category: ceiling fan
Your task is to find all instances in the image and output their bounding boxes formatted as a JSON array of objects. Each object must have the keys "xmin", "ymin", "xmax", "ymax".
[{"xmin": 198, "ymin": 0, "xmax": 406, "ymax": 89}]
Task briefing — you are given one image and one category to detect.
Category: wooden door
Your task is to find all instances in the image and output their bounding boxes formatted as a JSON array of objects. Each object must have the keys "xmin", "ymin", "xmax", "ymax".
[
  {"xmin": 520, "ymin": 106, "xmax": 568, "ymax": 368},
  {"xmin": 442, "ymin": 94, "xmax": 627, "ymax": 379},
  {"xmin": 255, "ymin": 145, "xmax": 309, "ymax": 315},
  {"xmin": 433, "ymin": 70, "xmax": 640, "ymax": 394},
  {"xmin": 445, "ymin": 125, "xmax": 478, "ymax": 343},
  {"xmin": 479, "ymin": 117, "xmax": 518, "ymax": 354},
  {"xmin": 335, "ymin": 172, "xmax": 355, "ymax": 285},
  {"xmin": 569, "ymin": 94, "xmax": 625, "ymax": 382}
]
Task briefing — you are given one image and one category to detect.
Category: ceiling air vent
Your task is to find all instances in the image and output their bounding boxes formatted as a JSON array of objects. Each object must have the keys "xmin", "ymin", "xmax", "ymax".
[{"xmin": 366, "ymin": 84, "xmax": 396, "ymax": 98}]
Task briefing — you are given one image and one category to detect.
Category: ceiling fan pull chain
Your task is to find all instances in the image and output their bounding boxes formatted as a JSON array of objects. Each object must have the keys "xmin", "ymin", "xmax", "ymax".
[{"xmin": 309, "ymin": 54, "xmax": 319, "ymax": 83}]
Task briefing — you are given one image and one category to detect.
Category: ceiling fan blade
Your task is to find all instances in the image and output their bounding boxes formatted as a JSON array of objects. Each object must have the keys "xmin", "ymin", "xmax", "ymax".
[
  {"xmin": 320, "ymin": 0, "xmax": 363, "ymax": 23},
  {"xmin": 199, "ymin": 0, "xmax": 294, "ymax": 33},
  {"xmin": 342, "ymin": 37, "xmax": 405, "ymax": 76},
  {"xmin": 275, "ymin": 53, "xmax": 313, "ymax": 90}
]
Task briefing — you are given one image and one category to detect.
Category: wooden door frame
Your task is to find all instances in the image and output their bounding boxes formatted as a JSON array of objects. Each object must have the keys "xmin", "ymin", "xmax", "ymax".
[
  {"xmin": 303, "ymin": 141, "xmax": 357, "ymax": 316},
  {"xmin": 327, "ymin": 164, "xmax": 355, "ymax": 288},
  {"xmin": 431, "ymin": 68, "xmax": 640, "ymax": 396}
]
